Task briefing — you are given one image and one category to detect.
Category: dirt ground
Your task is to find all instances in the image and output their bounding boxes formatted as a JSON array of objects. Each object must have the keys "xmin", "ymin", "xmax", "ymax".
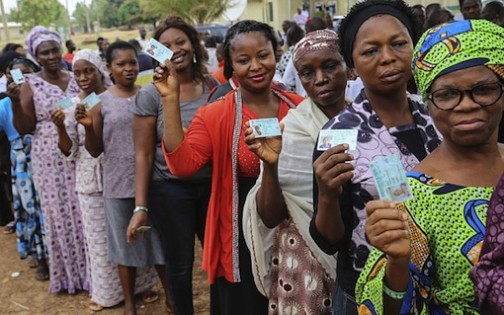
[{"xmin": 0, "ymin": 232, "xmax": 210, "ymax": 315}]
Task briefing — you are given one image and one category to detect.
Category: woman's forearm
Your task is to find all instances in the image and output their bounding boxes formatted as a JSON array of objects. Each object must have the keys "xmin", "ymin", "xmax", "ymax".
[
  {"xmin": 256, "ymin": 162, "xmax": 288, "ymax": 228},
  {"xmin": 314, "ymin": 193, "xmax": 346, "ymax": 245},
  {"xmin": 383, "ymin": 256, "xmax": 410, "ymax": 314},
  {"xmin": 161, "ymin": 95, "xmax": 185, "ymax": 152},
  {"xmin": 83, "ymin": 125, "xmax": 103, "ymax": 157}
]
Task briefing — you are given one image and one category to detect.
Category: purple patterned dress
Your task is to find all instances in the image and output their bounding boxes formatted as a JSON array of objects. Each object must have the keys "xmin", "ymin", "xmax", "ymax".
[
  {"xmin": 471, "ymin": 172, "xmax": 504, "ymax": 314},
  {"xmin": 26, "ymin": 73, "xmax": 89, "ymax": 294}
]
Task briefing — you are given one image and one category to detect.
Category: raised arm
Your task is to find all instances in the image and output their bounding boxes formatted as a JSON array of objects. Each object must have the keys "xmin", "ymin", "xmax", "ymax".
[
  {"xmin": 244, "ymin": 122, "xmax": 288, "ymax": 228},
  {"xmin": 51, "ymin": 108, "xmax": 73, "ymax": 156},
  {"xmin": 9, "ymin": 82, "xmax": 36, "ymax": 135},
  {"xmin": 76, "ymin": 103, "xmax": 103, "ymax": 157},
  {"xmin": 310, "ymin": 144, "xmax": 354, "ymax": 249},
  {"xmin": 154, "ymin": 62, "xmax": 184, "ymax": 153}
]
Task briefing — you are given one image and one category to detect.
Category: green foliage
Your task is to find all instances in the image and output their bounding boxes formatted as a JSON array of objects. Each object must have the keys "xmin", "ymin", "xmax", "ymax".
[
  {"xmin": 11, "ymin": 0, "xmax": 66, "ymax": 30},
  {"xmin": 140, "ymin": 0, "xmax": 231, "ymax": 24},
  {"xmin": 119, "ymin": 0, "xmax": 142, "ymax": 28},
  {"xmin": 73, "ymin": 2, "xmax": 92, "ymax": 32}
]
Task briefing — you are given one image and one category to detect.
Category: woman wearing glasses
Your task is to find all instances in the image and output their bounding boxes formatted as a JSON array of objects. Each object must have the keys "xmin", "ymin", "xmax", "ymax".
[{"xmin": 357, "ymin": 20, "xmax": 504, "ymax": 315}]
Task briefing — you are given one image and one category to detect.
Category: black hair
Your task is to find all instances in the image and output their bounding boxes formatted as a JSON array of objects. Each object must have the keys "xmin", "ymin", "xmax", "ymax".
[
  {"xmin": 459, "ymin": 0, "xmax": 482, "ymax": 8},
  {"xmin": 412, "ymin": 4, "xmax": 425, "ymax": 10},
  {"xmin": 9, "ymin": 57, "xmax": 41, "ymax": 73},
  {"xmin": 153, "ymin": 16, "xmax": 206, "ymax": 83},
  {"xmin": 305, "ymin": 17, "xmax": 327, "ymax": 33},
  {"xmin": 286, "ymin": 24, "xmax": 305, "ymax": 47},
  {"xmin": 204, "ymin": 36, "xmax": 218, "ymax": 48},
  {"xmin": 426, "ymin": 8, "xmax": 454, "ymax": 29},
  {"xmin": 0, "ymin": 51, "xmax": 20, "ymax": 73},
  {"xmin": 105, "ymin": 41, "xmax": 137, "ymax": 65},
  {"xmin": 2, "ymin": 43, "xmax": 22, "ymax": 54},
  {"xmin": 222, "ymin": 20, "xmax": 277, "ymax": 80},
  {"xmin": 96, "ymin": 37, "xmax": 104, "ymax": 46},
  {"xmin": 128, "ymin": 39, "xmax": 143, "ymax": 53},
  {"xmin": 338, "ymin": 0, "xmax": 421, "ymax": 68}
]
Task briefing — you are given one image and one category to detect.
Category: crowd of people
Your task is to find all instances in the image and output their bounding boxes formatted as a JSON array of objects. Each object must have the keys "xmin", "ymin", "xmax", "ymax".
[{"xmin": 0, "ymin": 0, "xmax": 503, "ymax": 315}]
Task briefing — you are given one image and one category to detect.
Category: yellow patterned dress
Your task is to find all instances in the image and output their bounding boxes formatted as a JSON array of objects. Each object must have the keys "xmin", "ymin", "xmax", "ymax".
[{"xmin": 356, "ymin": 171, "xmax": 492, "ymax": 315}]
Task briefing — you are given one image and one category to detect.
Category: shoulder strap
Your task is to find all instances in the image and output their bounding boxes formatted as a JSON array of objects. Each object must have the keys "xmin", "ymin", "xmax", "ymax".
[{"xmin": 203, "ymin": 74, "xmax": 219, "ymax": 91}]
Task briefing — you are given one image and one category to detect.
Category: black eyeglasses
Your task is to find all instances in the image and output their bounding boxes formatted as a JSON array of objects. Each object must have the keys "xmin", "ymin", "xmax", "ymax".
[{"xmin": 427, "ymin": 82, "xmax": 504, "ymax": 110}]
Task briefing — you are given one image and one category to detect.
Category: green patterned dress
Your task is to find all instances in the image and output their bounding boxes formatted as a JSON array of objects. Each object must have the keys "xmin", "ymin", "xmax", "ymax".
[{"xmin": 356, "ymin": 171, "xmax": 493, "ymax": 315}]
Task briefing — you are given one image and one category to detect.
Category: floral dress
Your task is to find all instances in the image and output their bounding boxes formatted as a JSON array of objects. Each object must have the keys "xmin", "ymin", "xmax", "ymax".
[{"xmin": 26, "ymin": 73, "xmax": 88, "ymax": 294}]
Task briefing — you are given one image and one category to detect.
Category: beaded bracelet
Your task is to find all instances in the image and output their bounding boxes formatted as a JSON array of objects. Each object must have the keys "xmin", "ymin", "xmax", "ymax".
[
  {"xmin": 133, "ymin": 206, "xmax": 148, "ymax": 214},
  {"xmin": 383, "ymin": 282, "xmax": 407, "ymax": 300}
]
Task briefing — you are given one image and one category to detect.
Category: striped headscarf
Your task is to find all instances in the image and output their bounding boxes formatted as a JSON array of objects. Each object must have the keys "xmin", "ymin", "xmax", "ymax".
[
  {"xmin": 292, "ymin": 29, "xmax": 339, "ymax": 66},
  {"xmin": 413, "ymin": 20, "xmax": 504, "ymax": 99}
]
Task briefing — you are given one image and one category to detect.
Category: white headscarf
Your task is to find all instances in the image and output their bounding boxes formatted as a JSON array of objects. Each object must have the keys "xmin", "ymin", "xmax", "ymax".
[{"xmin": 72, "ymin": 49, "xmax": 112, "ymax": 87}]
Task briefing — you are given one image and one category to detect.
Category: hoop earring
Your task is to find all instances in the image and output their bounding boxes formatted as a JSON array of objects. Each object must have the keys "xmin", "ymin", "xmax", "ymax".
[{"xmin": 193, "ymin": 51, "xmax": 197, "ymax": 64}]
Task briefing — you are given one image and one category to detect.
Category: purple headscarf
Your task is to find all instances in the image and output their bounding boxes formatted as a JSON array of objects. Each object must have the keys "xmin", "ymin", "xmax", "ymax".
[
  {"xmin": 470, "ymin": 173, "xmax": 504, "ymax": 314},
  {"xmin": 25, "ymin": 26, "xmax": 62, "ymax": 56}
]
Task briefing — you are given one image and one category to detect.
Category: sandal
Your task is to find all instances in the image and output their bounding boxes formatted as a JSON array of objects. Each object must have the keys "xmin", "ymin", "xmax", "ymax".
[
  {"xmin": 89, "ymin": 300, "xmax": 104, "ymax": 312},
  {"xmin": 142, "ymin": 290, "xmax": 159, "ymax": 303},
  {"xmin": 3, "ymin": 221, "xmax": 15, "ymax": 234},
  {"xmin": 27, "ymin": 256, "xmax": 38, "ymax": 268},
  {"xmin": 35, "ymin": 265, "xmax": 49, "ymax": 281}
]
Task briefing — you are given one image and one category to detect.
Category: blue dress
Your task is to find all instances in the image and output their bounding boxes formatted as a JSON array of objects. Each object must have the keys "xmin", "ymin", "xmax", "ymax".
[{"xmin": 0, "ymin": 97, "xmax": 46, "ymax": 260}]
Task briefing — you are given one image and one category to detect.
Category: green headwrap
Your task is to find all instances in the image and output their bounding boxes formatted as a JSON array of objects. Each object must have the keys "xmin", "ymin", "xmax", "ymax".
[{"xmin": 412, "ymin": 20, "xmax": 504, "ymax": 100}]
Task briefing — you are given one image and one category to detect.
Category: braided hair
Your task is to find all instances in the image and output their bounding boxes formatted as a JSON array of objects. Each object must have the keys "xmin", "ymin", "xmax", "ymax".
[{"xmin": 222, "ymin": 20, "xmax": 277, "ymax": 80}]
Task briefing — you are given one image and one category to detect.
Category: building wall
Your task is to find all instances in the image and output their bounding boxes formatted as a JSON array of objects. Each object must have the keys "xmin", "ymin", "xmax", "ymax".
[{"xmin": 242, "ymin": 0, "xmax": 461, "ymax": 31}]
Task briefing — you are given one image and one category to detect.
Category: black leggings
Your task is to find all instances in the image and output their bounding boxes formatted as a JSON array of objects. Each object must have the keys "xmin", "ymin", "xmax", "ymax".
[{"xmin": 210, "ymin": 177, "xmax": 268, "ymax": 315}]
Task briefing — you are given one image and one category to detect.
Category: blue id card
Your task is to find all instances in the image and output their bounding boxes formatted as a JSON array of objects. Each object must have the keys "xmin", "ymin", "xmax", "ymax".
[
  {"xmin": 249, "ymin": 118, "xmax": 281, "ymax": 138},
  {"xmin": 56, "ymin": 97, "xmax": 73, "ymax": 110},
  {"xmin": 369, "ymin": 154, "xmax": 413, "ymax": 203},
  {"xmin": 11, "ymin": 69, "xmax": 25, "ymax": 84},
  {"xmin": 83, "ymin": 92, "xmax": 100, "ymax": 109},
  {"xmin": 144, "ymin": 38, "xmax": 174, "ymax": 64},
  {"xmin": 317, "ymin": 129, "xmax": 358, "ymax": 151}
]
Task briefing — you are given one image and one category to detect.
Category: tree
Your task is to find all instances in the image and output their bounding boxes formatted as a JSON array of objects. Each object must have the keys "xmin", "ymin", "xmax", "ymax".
[
  {"xmin": 73, "ymin": 2, "xmax": 92, "ymax": 33},
  {"xmin": 140, "ymin": 0, "xmax": 231, "ymax": 25},
  {"xmin": 119, "ymin": 0, "xmax": 142, "ymax": 29},
  {"xmin": 11, "ymin": 0, "xmax": 65, "ymax": 31}
]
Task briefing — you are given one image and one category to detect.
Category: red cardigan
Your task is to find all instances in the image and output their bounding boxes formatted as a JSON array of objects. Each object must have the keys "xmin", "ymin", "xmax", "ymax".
[{"xmin": 163, "ymin": 87, "xmax": 303, "ymax": 284}]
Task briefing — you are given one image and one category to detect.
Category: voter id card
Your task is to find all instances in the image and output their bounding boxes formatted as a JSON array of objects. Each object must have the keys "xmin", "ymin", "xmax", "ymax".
[
  {"xmin": 83, "ymin": 92, "xmax": 100, "ymax": 109},
  {"xmin": 249, "ymin": 118, "xmax": 281, "ymax": 138},
  {"xmin": 11, "ymin": 69, "xmax": 25, "ymax": 84},
  {"xmin": 56, "ymin": 97, "xmax": 73, "ymax": 110},
  {"xmin": 317, "ymin": 129, "xmax": 358, "ymax": 151},
  {"xmin": 144, "ymin": 38, "xmax": 174, "ymax": 64},
  {"xmin": 369, "ymin": 154, "xmax": 413, "ymax": 203}
]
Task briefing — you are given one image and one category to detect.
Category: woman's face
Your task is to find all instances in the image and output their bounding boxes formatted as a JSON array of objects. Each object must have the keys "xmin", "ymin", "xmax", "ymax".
[
  {"xmin": 107, "ymin": 49, "xmax": 139, "ymax": 88},
  {"xmin": 158, "ymin": 27, "xmax": 194, "ymax": 73},
  {"xmin": 295, "ymin": 49, "xmax": 347, "ymax": 112},
  {"xmin": 36, "ymin": 40, "xmax": 62, "ymax": 71},
  {"xmin": 230, "ymin": 31, "xmax": 276, "ymax": 93},
  {"xmin": 428, "ymin": 66, "xmax": 503, "ymax": 147},
  {"xmin": 73, "ymin": 59, "xmax": 103, "ymax": 94},
  {"xmin": 352, "ymin": 15, "xmax": 413, "ymax": 95},
  {"xmin": 6, "ymin": 63, "xmax": 33, "ymax": 83}
]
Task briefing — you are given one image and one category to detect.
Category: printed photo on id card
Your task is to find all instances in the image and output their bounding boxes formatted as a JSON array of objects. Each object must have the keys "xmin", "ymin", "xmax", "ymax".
[{"xmin": 369, "ymin": 154, "xmax": 413, "ymax": 203}]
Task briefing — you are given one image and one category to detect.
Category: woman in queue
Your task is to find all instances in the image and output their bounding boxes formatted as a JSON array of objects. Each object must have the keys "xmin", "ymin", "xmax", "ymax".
[
  {"xmin": 127, "ymin": 16, "xmax": 217, "ymax": 315},
  {"xmin": 309, "ymin": 1, "xmax": 442, "ymax": 313},
  {"xmin": 11, "ymin": 26, "xmax": 87, "ymax": 293},
  {"xmin": 243, "ymin": 29, "xmax": 350, "ymax": 314},
  {"xmin": 157, "ymin": 20, "xmax": 303, "ymax": 315},
  {"xmin": 77, "ymin": 41, "xmax": 168, "ymax": 315},
  {"xmin": 0, "ymin": 53, "xmax": 47, "ymax": 281},
  {"xmin": 357, "ymin": 19, "xmax": 504, "ymax": 314}
]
